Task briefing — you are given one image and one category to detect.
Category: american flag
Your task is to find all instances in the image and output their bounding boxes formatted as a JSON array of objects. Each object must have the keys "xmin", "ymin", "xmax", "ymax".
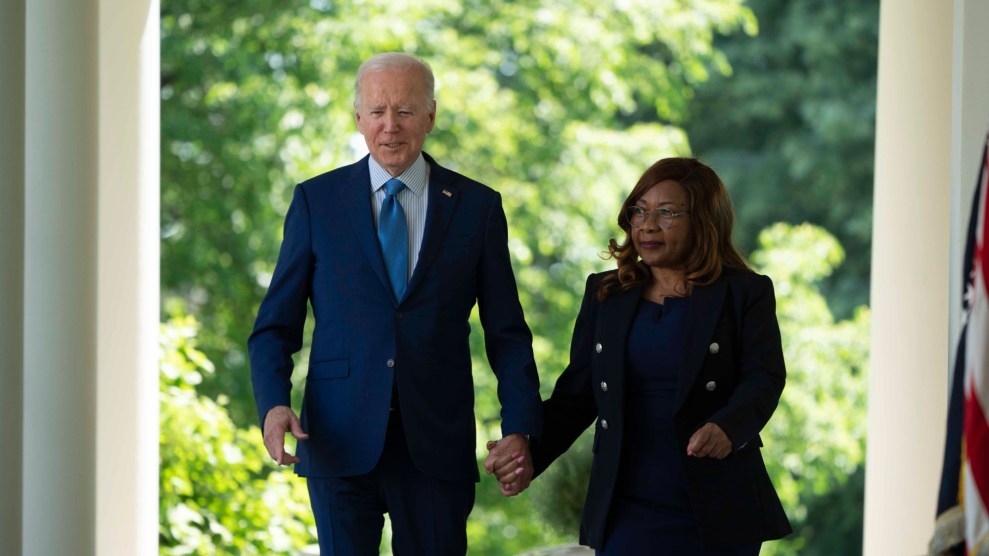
[
  {"xmin": 933, "ymin": 131, "xmax": 989, "ymax": 556},
  {"xmin": 964, "ymin": 130, "xmax": 989, "ymax": 554}
]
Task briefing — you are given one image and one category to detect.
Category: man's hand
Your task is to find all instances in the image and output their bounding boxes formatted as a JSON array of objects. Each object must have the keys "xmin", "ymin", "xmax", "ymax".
[
  {"xmin": 263, "ymin": 405, "xmax": 309, "ymax": 466},
  {"xmin": 687, "ymin": 422, "xmax": 733, "ymax": 459},
  {"xmin": 483, "ymin": 433, "xmax": 533, "ymax": 496}
]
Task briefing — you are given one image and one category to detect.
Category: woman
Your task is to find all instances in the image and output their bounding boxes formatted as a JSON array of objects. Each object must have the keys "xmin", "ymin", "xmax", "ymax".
[{"xmin": 490, "ymin": 157, "xmax": 791, "ymax": 553}]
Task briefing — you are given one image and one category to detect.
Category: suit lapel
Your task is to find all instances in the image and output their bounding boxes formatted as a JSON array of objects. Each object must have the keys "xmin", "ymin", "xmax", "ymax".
[
  {"xmin": 674, "ymin": 279, "xmax": 728, "ymax": 411},
  {"xmin": 597, "ymin": 285, "xmax": 642, "ymax": 405},
  {"xmin": 405, "ymin": 154, "xmax": 459, "ymax": 298},
  {"xmin": 338, "ymin": 156, "xmax": 393, "ymax": 301}
]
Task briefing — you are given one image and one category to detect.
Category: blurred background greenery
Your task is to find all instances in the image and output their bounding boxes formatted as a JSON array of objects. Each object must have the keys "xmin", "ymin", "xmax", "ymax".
[{"xmin": 160, "ymin": 0, "xmax": 877, "ymax": 553}]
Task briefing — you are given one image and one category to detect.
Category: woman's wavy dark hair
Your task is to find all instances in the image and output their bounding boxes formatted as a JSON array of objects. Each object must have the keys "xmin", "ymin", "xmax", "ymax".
[{"xmin": 598, "ymin": 157, "xmax": 749, "ymax": 301}]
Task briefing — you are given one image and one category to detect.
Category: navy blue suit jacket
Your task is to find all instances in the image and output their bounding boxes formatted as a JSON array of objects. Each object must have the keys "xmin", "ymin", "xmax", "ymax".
[
  {"xmin": 533, "ymin": 269, "xmax": 791, "ymax": 547},
  {"xmin": 248, "ymin": 153, "xmax": 542, "ymax": 483}
]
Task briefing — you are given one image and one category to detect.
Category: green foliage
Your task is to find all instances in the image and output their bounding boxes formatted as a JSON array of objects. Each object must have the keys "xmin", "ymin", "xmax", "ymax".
[
  {"xmin": 160, "ymin": 316, "xmax": 316, "ymax": 554},
  {"xmin": 161, "ymin": 0, "xmax": 754, "ymax": 427},
  {"xmin": 799, "ymin": 466, "xmax": 865, "ymax": 556},
  {"xmin": 527, "ymin": 430, "xmax": 594, "ymax": 539},
  {"xmin": 752, "ymin": 223, "xmax": 870, "ymax": 556},
  {"xmin": 469, "ymin": 472, "xmax": 570, "ymax": 553},
  {"xmin": 683, "ymin": 0, "xmax": 879, "ymax": 319},
  {"xmin": 162, "ymin": 2, "xmax": 755, "ymax": 551},
  {"xmin": 162, "ymin": 1, "xmax": 875, "ymax": 554}
]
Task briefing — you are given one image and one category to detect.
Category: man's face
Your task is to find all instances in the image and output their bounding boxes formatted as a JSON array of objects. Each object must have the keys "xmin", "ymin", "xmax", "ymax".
[{"xmin": 355, "ymin": 67, "xmax": 436, "ymax": 177}]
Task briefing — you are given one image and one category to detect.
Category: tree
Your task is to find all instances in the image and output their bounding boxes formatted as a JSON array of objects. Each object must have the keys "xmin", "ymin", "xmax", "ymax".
[
  {"xmin": 161, "ymin": 0, "xmax": 754, "ymax": 462},
  {"xmin": 162, "ymin": 1, "xmax": 755, "ymax": 552},
  {"xmin": 161, "ymin": 1, "xmax": 875, "ymax": 553},
  {"xmin": 752, "ymin": 223, "xmax": 870, "ymax": 555},
  {"xmin": 160, "ymin": 315, "xmax": 316, "ymax": 554},
  {"xmin": 682, "ymin": 0, "xmax": 879, "ymax": 319}
]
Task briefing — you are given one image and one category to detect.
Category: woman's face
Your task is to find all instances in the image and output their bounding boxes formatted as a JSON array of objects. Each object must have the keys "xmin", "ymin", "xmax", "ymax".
[{"xmin": 630, "ymin": 180, "xmax": 693, "ymax": 272}]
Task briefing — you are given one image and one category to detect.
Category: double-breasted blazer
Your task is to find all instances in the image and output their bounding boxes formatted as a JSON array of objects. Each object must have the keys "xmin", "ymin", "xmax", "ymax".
[
  {"xmin": 533, "ymin": 268, "xmax": 792, "ymax": 548},
  {"xmin": 248, "ymin": 153, "xmax": 543, "ymax": 484}
]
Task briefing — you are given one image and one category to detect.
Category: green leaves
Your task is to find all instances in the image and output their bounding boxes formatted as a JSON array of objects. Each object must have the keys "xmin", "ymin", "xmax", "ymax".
[
  {"xmin": 161, "ymin": 1, "xmax": 873, "ymax": 553},
  {"xmin": 753, "ymin": 224, "xmax": 869, "ymax": 555},
  {"xmin": 159, "ymin": 316, "xmax": 316, "ymax": 554},
  {"xmin": 161, "ymin": 0, "xmax": 755, "ymax": 447},
  {"xmin": 683, "ymin": 0, "xmax": 879, "ymax": 319}
]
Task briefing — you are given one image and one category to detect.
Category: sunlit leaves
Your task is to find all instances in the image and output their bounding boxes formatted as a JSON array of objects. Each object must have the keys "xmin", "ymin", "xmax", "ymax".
[
  {"xmin": 159, "ymin": 316, "xmax": 317, "ymax": 554},
  {"xmin": 157, "ymin": 1, "xmax": 877, "ymax": 550},
  {"xmin": 752, "ymin": 224, "xmax": 869, "ymax": 556},
  {"xmin": 161, "ymin": 0, "xmax": 753, "ymax": 445}
]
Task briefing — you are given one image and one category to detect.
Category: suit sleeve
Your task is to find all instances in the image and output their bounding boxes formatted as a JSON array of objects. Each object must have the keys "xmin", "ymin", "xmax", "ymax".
[
  {"xmin": 707, "ymin": 274, "xmax": 786, "ymax": 450},
  {"xmin": 476, "ymin": 193, "xmax": 544, "ymax": 439},
  {"xmin": 247, "ymin": 184, "xmax": 314, "ymax": 427},
  {"xmin": 532, "ymin": 274, "xmax": 600, "ymax": 477}
]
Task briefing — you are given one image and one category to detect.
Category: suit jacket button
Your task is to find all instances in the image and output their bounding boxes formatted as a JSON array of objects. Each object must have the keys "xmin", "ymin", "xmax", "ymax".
[
  {"xmin": 706, "ymin": 381, "xmax": 717, "ymax": 391},
  {"xmin": 709, "ymin": 342, "xmax": 720, "ymax": 354},
  {"xmin": 600, "ymin": 381, "xmax": 608, "ymax": 392},
  {"xmin": 600, "ymin": 419, "xmax": 609, "ymax": 430},
  {"xmin": 395, "ymin": 311, "xmax": 404, "ymax": 319},
  {"xmin": 387, "ymin": 359, "xmax": 396, "ymax": 368},
  {"xmin": 595, "ymin": 343, "xmax": 603, "ymax": 354}
]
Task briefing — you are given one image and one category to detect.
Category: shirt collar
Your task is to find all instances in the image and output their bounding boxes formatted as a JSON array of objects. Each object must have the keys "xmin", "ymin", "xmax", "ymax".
[{"xmin": 369, "ymin": 154, "xmax": 428, "ymax": 196}]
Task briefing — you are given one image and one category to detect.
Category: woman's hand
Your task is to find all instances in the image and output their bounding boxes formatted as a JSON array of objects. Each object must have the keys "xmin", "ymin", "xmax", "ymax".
[
  {"xmin": 484, "ymin": 436, "xmax": 533, "ymax": 496},
  {"xmin": 687, "ymin": 422, "xmax": 733, "ymax": 459}
]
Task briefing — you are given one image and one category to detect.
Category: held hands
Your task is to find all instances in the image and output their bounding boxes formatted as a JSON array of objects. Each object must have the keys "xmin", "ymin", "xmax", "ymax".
[
  {"xmin": 687, "ymin": 422, "xmax": 733, "ymax": 459},
  {"xmin": 483, "ymin": 433, "xmax": 533, "ymax": 497},
  {"xmin": 263, "ymin": 405, "xmax": 309, "ymax": 466}
]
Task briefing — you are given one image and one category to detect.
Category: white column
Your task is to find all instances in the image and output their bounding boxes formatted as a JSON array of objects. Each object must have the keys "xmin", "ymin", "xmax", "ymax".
[
  {"xmin": 96, "ymin": 1, "xmax": 160, "ymax": 554},
  {"xmin": 864, "ymin": 1, "xmax": 953, "ymax": 554},
  {"xmin": 0, "ymin": 1, "xmax": 26, "ymax": 554},
  {"xmin": 23, "ymin": 0, "xmax": 99, "ymax": 554},
  {"xmin": 22, "ymin": 1, "xmax": 160, "ymax": 554}
]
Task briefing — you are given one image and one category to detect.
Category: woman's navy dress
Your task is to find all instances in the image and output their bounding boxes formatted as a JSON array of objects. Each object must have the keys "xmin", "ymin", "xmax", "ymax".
[{"xmin": 596, "ymin": 297, "xmax": 759, "ymax": 556}]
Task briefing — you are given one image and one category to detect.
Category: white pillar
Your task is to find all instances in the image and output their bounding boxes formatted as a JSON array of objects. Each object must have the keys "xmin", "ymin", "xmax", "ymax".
[
  {"xmin": 0, "ymin": 1, "xmax": 26, "ymax": 554},
  {"xmin": 20, "ymin": 1, "xmax": 159, "ymax": 554},
  {"xmin": 23, "ymin": 0, "xmax": 99, "ymax": 553},
  {"xmin": 96, "ymin": 0, "xmax": 160, "ymax": 554},
  {"xmin": 864, "ymin": 1, "xmax": 953, "ymax": 554}
]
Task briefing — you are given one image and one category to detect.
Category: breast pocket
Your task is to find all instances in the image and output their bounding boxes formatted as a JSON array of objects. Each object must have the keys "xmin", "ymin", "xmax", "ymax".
[{"xmin": 308, "ymin": 359, "xmax": 350, "ymax": 380}]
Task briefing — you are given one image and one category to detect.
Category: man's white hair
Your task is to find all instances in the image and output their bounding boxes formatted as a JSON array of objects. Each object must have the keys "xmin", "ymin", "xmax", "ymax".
[{"xmin": 354, "ymin": 52, "xmax": 435, "ymax": 109}]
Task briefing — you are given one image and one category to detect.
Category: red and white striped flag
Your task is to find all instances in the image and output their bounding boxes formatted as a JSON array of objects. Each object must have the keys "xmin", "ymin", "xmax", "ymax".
[
  {"xmin": 964, "ymin": 132, "xmax": 989, "ymax": 554},
  {"xmin": 934, "ymin": 132, "xmax": 989, "ymax": 556}
]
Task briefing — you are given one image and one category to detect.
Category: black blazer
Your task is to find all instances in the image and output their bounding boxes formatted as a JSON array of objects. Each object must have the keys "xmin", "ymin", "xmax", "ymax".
[{"xmin": 533, "ymin": 268, "xmax": 792, "ymax": 548}]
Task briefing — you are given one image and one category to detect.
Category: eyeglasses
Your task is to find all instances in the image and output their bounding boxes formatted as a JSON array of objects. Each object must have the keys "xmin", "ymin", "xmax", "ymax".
[{"xmin": 624, "ymin": 206, "xmax": 690, "ymax": 229}]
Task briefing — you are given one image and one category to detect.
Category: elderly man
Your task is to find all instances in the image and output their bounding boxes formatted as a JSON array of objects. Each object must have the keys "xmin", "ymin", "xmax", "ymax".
[{"xmin": 248, "ymin": 52, "xmax": 542, "ymax": 554}]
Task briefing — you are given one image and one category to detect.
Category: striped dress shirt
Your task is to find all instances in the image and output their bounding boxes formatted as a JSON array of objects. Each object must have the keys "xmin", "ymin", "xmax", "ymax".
[{"xmin": 369, "ymin": 154, "xmax": 430, "ymax": 283}]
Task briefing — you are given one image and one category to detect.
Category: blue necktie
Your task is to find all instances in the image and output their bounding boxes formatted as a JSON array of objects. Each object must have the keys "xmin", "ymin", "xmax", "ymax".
[{"xmin": 378, "ymin": 178, "xmax": 409, "ymax": 300}]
